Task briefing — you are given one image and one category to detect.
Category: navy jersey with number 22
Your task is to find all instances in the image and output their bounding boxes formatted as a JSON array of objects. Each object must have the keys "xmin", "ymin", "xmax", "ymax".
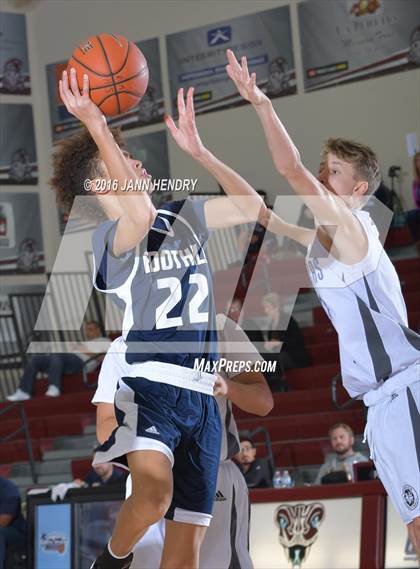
[{"xmin": 92, "ymin": 199, "xmax": 218, "ymax": 369}]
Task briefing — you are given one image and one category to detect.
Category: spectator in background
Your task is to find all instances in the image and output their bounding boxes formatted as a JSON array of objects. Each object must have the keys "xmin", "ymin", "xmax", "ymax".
[
  {"xmin": 233, "ymin": 213, "xmax": 279, "ymax": 284},
  {"xmin": 261, "ymin": 292, "xmax": 310, "ymax": 391},
  {"xmin": 406, "ymin": 152, "xmax": 420, "ymax": 247},
  {"xmin": 51, "ymin": 457, "xmax": 128, "ymax": 503},
  {"xmin": 315, "ymin": 423, "xmax": 368, "ymax": 485},
  {"xmin": 82, "ymin": 462, "xmax": 127, "ymax": 488},
  {"xmin": 236, "ymin": 437, "xmax": 273, "ymax": 489},
  {"xmin": 0, "ymin": 476, "xmax": 26, "ymax": 567},
  {"xmin": 227, "ymin": 297, "xmax": 264, "ymax": 349},
  {"xmin": 7, "ymin": 321, "xmax": 110, "ymax": 401},
  {"xmin": 282, "ymin": 204, "xmax": 315, "ymax": 256}
]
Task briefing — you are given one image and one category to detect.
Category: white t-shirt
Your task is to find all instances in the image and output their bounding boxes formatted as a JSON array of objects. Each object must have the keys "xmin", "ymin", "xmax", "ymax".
[{"xmin": 92, "ymin": 315, "xmax": 264, "ymax": 461}]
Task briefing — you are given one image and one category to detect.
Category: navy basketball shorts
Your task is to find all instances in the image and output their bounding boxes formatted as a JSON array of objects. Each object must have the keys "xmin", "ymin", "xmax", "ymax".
[{"xmin": 94, "ymin": 364, "xmax": 222, "ymax": 527}]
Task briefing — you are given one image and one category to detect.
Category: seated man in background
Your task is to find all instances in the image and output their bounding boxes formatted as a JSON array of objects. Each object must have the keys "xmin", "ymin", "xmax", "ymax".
[
  {"xmin": 315, "ymin": 423, "xmax": 368, "ymax": 485},
  {"xmin": 227, "ymin": 297, "xmax": 264, "ymax": 350},
  {"xmin": 0, "ymin": 475, "xmax": 26, "ymax": 568},
  {"xmin": 262, "ymin": 292, "xmax": 309, "ymax": 371},
  {"xmin": 7, "ymin": 320, "xmax": 110, "ymax": 400},
  {"xmin": 236, "ymin": 437, "xmax": 273, "ymax": 489},
  {"xmin": 51, "ymin": 455, "xmax": 128, "ymax": 503},
  {"xmin": 82, "ymin": 461, "xmax": 127, "ymax": 488}
]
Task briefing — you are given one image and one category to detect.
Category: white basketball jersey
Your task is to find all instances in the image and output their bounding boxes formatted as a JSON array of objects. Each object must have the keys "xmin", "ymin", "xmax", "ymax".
[{"xmin": 306, "ymin": 209, "xmax": 420, "ymax": 398}]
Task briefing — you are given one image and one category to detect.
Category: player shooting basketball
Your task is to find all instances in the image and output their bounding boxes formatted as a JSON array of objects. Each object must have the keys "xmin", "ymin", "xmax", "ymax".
[
  {"xmin": 52, "ymin": 67, "xmax": 307, "ymax": 569},
  {"xmin": 225, "ymin": 48, "xmax": 420, "ymax": 557}
]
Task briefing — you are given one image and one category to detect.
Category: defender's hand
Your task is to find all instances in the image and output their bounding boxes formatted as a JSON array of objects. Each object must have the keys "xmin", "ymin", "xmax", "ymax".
[
  {"xmin": 164, "ymin": 87, "xmax": 206, "ymax": 159},
  {"xmin": 226, "ymin": 49, "xmax": 268, "ymax": 107},
  {"xmin": 59, "ymin": 68, "xmax": 105, "ymax": 131}
]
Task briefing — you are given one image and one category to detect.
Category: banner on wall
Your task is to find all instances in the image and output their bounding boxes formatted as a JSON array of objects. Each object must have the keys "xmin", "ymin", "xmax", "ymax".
[
  {"xmin": 166, "ymin": 6, "xmax": 296, "ymax": 116},
  {"xmin": 299, "ymin": 0, "xmax": 420, "ymax": 92},
  {"xmin": 0, "ymin": 104, "xmax": 38, "ymax": 184},
  {"xmin": 250, "ymin": 498, "xmax": 361, "ymax": 568},
  {"xmin": 46, "ymin": 37, "xmax": 164, "ymax": 141},
  {"xmin": 0, "ymin": 12, "xmax": 31, "ymax": 94},
  {"xmin": 0, "ymin": 193, "xmax": 45, "ymax": 274}
]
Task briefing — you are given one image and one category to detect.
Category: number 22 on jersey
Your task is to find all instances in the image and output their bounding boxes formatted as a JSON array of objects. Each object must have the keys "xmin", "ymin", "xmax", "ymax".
[{"xmin": 155, "ymin": 274, "xmax": 209, "ymax": 329}]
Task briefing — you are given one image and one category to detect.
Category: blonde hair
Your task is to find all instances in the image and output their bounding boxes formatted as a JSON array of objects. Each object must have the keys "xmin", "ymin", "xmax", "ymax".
[{"xmin": 322, "ymin": 138, "xmax": 381, "ymax": 194}]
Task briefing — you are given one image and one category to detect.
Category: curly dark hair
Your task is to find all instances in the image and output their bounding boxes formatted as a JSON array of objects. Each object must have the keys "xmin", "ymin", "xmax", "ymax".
[{"xmin": 49, "ymin": 127, "xmax": 124, "ymax": 222}]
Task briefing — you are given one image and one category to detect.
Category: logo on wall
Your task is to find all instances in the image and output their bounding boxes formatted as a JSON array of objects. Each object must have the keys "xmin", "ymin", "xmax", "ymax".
[
  {"xmin": 17, "ymin": 238, "xmax": 39, "ymax": 273},
  {"xmin": 349, "ymin": 0, "xmax": 381, "ymax": 17},
  {"xmin": 207, "ymin": 26, "xmax": 231, "ymax": 46},
  {"xmin": 275, "ymin": 503, "xmax": 325, "ymax": 568},
  {"xmin": 3, "ymin": 58, "xmax": 26, "ymax": 93},
  {"xmin": 40, "ymin": 532, "xmax": 68, "ymax": 555},
  {"xmin": 0, "ymin": 203, "xmax": 15, "ymax": 249}
]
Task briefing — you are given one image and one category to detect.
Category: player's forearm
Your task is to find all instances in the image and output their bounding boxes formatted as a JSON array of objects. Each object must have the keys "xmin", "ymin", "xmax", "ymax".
[
  {"xmin": 226, "ymin": 375, "xmax": 273, "ymax": 416},
  {"xmin": 197, "ymin": 149, "xmax": 267, "ymax": 223},
  {"xmin": 254, "ymin": 99, "xmax": 302, "ymax": 179},
  {"xmin": 266, "ymin": 210, "xmax": 314, "ymax": 247},
  {"xmin": 88, "ymin": 121, "xmax": 155, "ymax": 229},
  {"xmin": 96, "ymin": 416, "xmax": 118, "ymax": 445}
]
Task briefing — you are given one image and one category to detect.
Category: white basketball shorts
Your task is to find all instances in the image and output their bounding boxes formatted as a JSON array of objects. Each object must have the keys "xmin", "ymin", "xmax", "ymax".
[{"xmin": 363, "ymin": 361, "xmax": 420, "ymax": 525}]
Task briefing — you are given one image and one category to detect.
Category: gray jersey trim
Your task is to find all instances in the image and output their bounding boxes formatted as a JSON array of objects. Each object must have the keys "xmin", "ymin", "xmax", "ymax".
[
  {"xmin": 400, "ymin": 325, "xmax": 420, "ymax": 351},
  {"xmin": 356, "ymin": 294, "xmax": 392, "ymax": 381},
  {"xmin": 407, "ymin": 386, "xmax": 420, "ymax": 471},
  {"xmin": 229, "ymin": 484, "xmax": 241, "ymax": 569},
  {"xmin": 225, "ymin": 401, "xmax": 240, "ymax": 460},
  {"xmin": 363, "ymin": 276, "xmax": 380, "ymax": 312}
]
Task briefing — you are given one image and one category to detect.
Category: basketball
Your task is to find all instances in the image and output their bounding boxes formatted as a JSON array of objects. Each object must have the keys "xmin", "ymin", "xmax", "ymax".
[{"xmin": 67, "ymin": 33, "xmax": 149, "ymax": 117}]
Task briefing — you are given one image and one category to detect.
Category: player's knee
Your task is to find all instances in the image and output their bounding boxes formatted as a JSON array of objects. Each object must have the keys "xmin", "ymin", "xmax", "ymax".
[
  {"xmin": 161, "ymin": 550, "xmax": 199, "ymax": 569},
  {"xmin": 129, "ymin": 488, "xmax": 171, "ymax": 525}
]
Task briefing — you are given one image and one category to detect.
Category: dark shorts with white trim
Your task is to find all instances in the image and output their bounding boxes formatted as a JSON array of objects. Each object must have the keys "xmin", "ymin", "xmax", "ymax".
[{"xmin": 93, "ymin": 375, "xmax": 222, "ymax": 526}]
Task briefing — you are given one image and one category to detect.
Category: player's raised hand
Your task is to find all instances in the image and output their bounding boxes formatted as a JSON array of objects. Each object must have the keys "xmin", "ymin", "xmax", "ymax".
[
  {"xmin": 164, "ymin": 87, "xmax": 206, "ymax": 159},
  {"xmin": 59, "ymin": 68, "xmax": 105, "ymax": 130},
  {"xmin": 226, "ymin": 49, "xmax": 268, "ymax": 107}
]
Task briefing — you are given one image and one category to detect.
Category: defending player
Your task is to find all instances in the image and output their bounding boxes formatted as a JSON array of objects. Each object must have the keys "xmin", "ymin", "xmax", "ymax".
[
  {"xmin": 53, "ymin": 69, "xmax": 285, "ymax": 569},
  {"xmin": 226, "ymin": 49, "xmax": 420, "ymax": 556},
  {"xmin": 93, "ymin": 313, "xmax": 273, "ymax": 569}
]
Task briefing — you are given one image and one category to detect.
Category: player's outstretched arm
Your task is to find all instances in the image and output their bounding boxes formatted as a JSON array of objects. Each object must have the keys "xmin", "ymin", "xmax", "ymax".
[
  {"xmin": 165, "ymin": 87, "xmax": 268, "ymax": 228},
  {"xmin": 214, "ymin": 317, "xmax": 273, "ymax": 416},
  {"xmin": 59, "ymin": 69, "xmax": 156, "ymax": 255},
  {"xmin": 226, "ymin": 50, "xmax": 362, "ymax": 237},
  {"xmin": 214, "ymin": 371, "xmax": 273, "ymax": 416},
  {"xmin": 266, "ymin": 210, "xmax": 315, "ymax": 248}
]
